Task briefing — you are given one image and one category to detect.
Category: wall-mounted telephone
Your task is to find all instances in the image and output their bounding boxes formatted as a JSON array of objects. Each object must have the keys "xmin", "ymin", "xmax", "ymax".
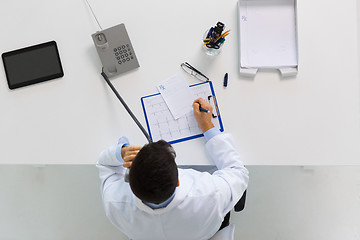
[{"xmin": 92, "ymin": 23, "xmax": 140, "ymax": 77}]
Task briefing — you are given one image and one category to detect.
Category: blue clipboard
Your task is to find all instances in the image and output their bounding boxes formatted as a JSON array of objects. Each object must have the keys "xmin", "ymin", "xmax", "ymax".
[{"xmin": 141, "ymin": 81, "xmax": 223, "ymax": 144}]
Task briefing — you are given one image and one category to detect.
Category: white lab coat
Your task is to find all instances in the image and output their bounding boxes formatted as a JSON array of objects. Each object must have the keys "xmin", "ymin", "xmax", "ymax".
[{"xmin": 96, "ymin": 133, "xmax": 249, "ymax": 240}]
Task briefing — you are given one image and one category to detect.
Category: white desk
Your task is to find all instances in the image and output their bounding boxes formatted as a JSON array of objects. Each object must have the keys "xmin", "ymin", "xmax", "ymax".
[{"xmin": 0, "ymin": 0, "xmax": 359, "ymax": 165}]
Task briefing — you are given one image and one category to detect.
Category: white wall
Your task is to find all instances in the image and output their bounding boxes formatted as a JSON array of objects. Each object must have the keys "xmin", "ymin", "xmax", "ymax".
[{"xmin": 0, "ymin": 165, "xmax": 359, "ymax": 240}]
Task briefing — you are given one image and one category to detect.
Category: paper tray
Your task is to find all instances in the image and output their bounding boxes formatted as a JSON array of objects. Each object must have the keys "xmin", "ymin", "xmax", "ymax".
[{"xmin": 237, "ymin": 0, "xmax": 298, "ymax": 77}]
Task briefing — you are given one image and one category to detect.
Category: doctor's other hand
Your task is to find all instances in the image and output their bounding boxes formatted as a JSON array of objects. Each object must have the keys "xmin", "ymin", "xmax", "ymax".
[
  {"xmin": 121, "ymin": 145, "xmax": 142, "ymax": 168},
  {"xmin": 193, "ymin": 98, "xmax": 214, "ymax": 133}
]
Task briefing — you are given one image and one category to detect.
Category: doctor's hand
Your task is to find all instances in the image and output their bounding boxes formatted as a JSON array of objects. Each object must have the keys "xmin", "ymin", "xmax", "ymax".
[
  {"xmin": 121, "ymin": 145, "xmax": 142, "ymax": 168},
  {"xmin": 193, "ymin": 98, "xmax": 214, "ymax": 133}
]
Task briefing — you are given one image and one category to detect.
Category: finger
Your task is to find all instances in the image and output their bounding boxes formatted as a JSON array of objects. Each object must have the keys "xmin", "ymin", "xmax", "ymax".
[
  {"xmin": 126, "ymin": 150, "xmax": 139, "ymax": 155},
  {"xmin": 198, "ymin": 98, "xmax": 212, "ymax": 109},
  {"xmin": 122, "ymin": 161, "xmax": 132, "ymax": 168},
  {"xmin": 123, "ymin": 153, "xmax": 138, "ymax": 162},
  {"xmin": 126, "ymin": 148, "xmax": 141, "ymax": 158},
  {"xmin": 193, "ymin": 98, "xmax": 212, "ymax": 112},
  {"xmin": 193, "ymin": 97, "xmax": 204, "ymax": 105},
  {"xmin": 193, "ymin": 98, "xmax": 207, "ymax": 111},
  {"xmin": 126, "ymin": 149, "xmax": 141, "ymax": 155},
  {"xmin": 193, "ymin": 101, "xmax": 200, "ymax": 113},
  {"xmin": 122, "ymin": 146, "xmax": 141, "ymax": 157},
  {"xmin": 195, "ymin": 97, "xmax": 210, "ymax": 108},
  {"xmin": 126, "ymin": 146, "xmax": 142, "ymax": 151}
]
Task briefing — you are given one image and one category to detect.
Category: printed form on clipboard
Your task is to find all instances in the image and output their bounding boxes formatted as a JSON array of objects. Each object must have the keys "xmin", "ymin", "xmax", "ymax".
[{"xmin": 141, "ymin": 81, "xmax": 223, "ymax": 144}]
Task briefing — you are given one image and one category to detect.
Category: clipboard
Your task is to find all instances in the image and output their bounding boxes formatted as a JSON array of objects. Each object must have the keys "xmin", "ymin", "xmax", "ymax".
[{"xmin": 141, "ymin": 81, "xmax": 223, "ymax": 144}]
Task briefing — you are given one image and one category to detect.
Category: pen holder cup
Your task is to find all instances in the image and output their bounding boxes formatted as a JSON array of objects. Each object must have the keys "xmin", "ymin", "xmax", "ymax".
[{"xmin": 202, "ymin": 30, "xmax": 224, "ymax": 56}]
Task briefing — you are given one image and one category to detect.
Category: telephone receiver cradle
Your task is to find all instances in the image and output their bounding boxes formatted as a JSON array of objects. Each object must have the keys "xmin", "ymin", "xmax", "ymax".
[{"xmin": 92, "ymin": 23, "xmax": 140, "ymax": 77}]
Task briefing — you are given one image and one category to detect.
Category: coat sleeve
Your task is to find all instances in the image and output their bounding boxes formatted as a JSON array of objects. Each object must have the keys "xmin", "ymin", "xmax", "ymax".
[
  {"xmin": 205, "ymin": 133, "xmax": 249, "ymax": 214},
  {"xmin": 96, "ymin": 137, "xmax": 129, "ymax": 194}
]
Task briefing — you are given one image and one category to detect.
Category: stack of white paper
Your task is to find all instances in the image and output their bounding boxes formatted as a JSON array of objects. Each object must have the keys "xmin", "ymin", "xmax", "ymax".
[
  {"xmin": 239, "ymin": 0, "xmax": 298, "ymax": 68},
  {"xmin": 157, "ymin": 73, "xmax": 195, "ymax": 119}
]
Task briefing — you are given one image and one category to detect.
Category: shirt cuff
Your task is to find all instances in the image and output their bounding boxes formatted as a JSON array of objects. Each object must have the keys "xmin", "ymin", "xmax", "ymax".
[
  {"xmin": 204, "ymin": 127, "xmax": 221, "ymax": 142},
  {"xmin": 115, "ymin": 136, "xmax": 130, "ymax": 163}
]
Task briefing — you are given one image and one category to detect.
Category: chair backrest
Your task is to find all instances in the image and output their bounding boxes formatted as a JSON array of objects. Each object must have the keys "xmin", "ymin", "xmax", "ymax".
[
  {"xmin": 234, "ymin": 190, "xmax": 247, "ymax": 212},
  {"xmin": 209, "ymin": 224, "xmax": 235, "ymax": 240}
]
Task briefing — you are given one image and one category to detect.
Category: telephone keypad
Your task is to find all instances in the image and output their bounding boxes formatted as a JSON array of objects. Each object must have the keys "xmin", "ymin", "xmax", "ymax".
[{"xmin": 113, "ymin": 44, "xmax": 134, "ymax": 65}]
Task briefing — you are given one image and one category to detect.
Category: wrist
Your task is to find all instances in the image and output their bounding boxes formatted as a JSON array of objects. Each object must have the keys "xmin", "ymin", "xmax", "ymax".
[
  {"xmin": 203, "ymin": 127, "xmax": 220, "ymax": 142},
  {"xmin": 115, "ymin": 136, "xmax": 130, "ymax": 162},
  {"xmin": 200, "ymin": 122, "xmax": 214, "ymax": 133}
]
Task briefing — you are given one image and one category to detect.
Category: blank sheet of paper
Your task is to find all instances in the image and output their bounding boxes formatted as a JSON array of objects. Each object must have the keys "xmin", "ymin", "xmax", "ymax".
[
  {"xmin": 142, "ymin": 82, "xmax": 223, "ymax": 144},
  {"xmin": 157, "ymin": 73, "xmax": 195, "ymax": 119},
  {"xmin": 239, "ymin": 0, "xmax": 298, "ymax": 68}
]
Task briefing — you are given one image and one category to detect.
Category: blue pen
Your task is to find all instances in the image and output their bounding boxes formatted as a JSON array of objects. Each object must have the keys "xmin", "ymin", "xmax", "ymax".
[
  {"xmin": 206, "ymin": 27, "xmax": 213, "ymax": 39},
  {"xmin": 199, "ymin": 106, "xmax": 210, "ymax": 113},
  {"xmin": 223, "ymin": 73, "xmax": 228, "ymax": 87}
]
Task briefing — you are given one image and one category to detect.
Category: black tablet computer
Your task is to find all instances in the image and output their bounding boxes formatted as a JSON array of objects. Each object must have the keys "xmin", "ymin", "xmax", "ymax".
[{"xmin": 2, "ymin": 41, "xmax": 64, "ymax": 89}]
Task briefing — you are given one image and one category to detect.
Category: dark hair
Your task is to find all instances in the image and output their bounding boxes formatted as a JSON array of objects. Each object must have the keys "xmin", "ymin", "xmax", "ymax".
[{"xmin": 129, "ymin": 140, "xmax": 178, "ymax": 204}]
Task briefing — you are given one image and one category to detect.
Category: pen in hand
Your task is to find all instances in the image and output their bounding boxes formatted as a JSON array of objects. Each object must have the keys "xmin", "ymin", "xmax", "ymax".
[
  {"xmin": 193, "ymin": 97, "xmax": 215, "ymax": 132},
  {"xmin": 199, "ymin": 106, "xmax": 210, "ymax": 113}
]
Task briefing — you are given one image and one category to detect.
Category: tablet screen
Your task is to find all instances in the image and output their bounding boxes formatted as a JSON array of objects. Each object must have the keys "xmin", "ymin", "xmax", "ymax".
[{"xmin": 2, "ymin": 41, "xmax": 64, "ymax": 89}]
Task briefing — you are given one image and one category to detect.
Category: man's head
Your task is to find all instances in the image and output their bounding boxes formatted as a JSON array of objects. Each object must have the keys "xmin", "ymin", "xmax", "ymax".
[{"xmin": 129, "ymin": 140, "xmax": 178, "ymax": 204}]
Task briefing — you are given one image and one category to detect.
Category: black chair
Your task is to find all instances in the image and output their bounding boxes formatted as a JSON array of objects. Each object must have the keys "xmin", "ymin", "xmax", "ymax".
[
  {"xmin": 235, "ymin": 189, "xmax": 247, "ymax": 212},
  {"xmin": 211, "ymin": 190, "xmax": 247, "ymax": 240}
]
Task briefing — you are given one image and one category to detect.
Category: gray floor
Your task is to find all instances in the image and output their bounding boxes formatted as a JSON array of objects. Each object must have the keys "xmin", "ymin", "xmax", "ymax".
[{"xmin": 0, "ymin": 165, "xmax": 359, "ymax": 240}]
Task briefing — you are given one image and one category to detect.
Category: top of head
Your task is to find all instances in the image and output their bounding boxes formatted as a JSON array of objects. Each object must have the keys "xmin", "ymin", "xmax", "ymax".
[{"xmin": 129, "ymin": 140, "xmax": 178, "ymax": 204}]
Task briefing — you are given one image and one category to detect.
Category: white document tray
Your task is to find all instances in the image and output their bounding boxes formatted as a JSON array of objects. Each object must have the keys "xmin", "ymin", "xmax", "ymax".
[{"xmin": 237, "ymin": 0, "xmax": 298, "ymax": 77}]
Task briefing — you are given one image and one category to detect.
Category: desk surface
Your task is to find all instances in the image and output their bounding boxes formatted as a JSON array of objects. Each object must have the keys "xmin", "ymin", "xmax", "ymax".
[{"xmin": 0, "ymin": 0, "xmax": 359, "ymax": 165}]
